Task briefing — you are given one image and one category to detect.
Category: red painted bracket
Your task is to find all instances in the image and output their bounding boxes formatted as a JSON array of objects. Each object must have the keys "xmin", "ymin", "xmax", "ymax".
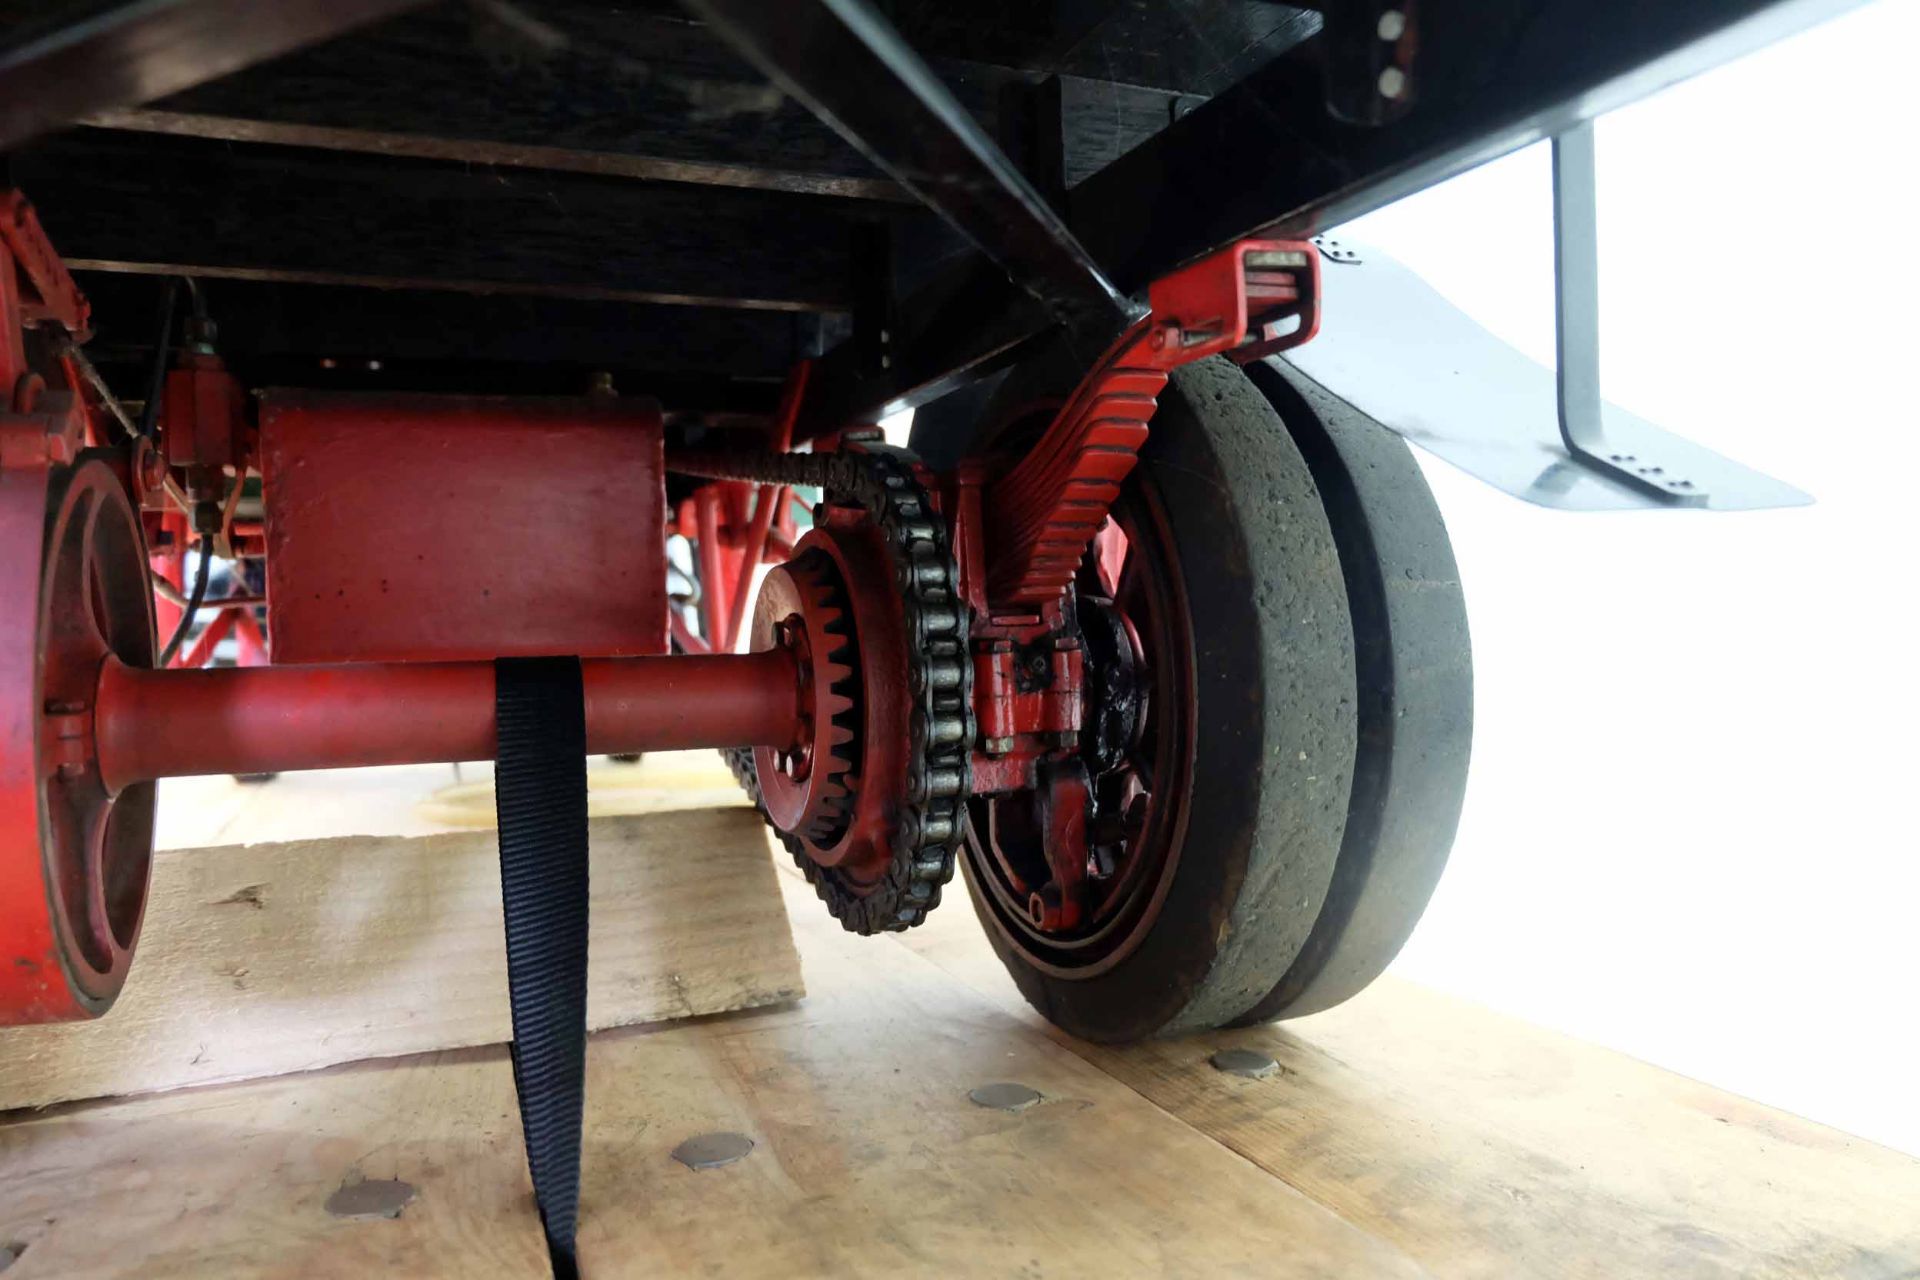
[
  {"xmin": 0, "ymin": 191, "xmax": 89, "ymax": 340},
  {"xmin": 0, "ymin": 190, "xmax": 91, "ymax": 413},
  {"xmin": 982, "ymin": 238, "xmax": 1321, "ymax": 609}
]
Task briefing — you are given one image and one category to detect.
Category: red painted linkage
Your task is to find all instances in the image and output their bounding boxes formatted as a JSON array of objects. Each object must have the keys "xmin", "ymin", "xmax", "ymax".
[
  {"xmin": 0, "ymin": 191, "xmax": 89, "ymax": 397},
  {"xmin": 680, "ymin": 361, "xmax": 810, "ymax": 652}
]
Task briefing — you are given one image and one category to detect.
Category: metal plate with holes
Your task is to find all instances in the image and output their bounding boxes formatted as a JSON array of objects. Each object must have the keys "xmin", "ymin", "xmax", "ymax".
[{"xmin": 1282, "ymin": 242, "xmax": 1811, "ymax": 511}]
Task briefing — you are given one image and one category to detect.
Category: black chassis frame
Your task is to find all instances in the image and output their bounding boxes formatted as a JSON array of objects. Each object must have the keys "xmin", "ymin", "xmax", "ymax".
[{"xmin": 0, "ymin": 0, "xmax": 1862, "ymax": 442}]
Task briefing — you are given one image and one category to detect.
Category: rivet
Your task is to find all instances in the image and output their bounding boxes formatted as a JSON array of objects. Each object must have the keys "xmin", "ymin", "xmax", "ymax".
[{"xmin": 1377, "ymin": 67, "xmax": 1408, "ymax": 100}]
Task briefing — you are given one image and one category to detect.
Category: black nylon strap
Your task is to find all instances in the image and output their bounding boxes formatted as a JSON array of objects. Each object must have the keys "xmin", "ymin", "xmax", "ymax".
[{"xmin": 494, "ymin": 656, "xmax": 590, "ymax": 1280}]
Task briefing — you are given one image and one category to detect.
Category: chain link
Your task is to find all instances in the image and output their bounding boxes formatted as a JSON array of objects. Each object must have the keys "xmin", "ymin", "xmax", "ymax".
[{"xmin": 677, "ymin": 449, "xmax": 973, "ymax": 933}]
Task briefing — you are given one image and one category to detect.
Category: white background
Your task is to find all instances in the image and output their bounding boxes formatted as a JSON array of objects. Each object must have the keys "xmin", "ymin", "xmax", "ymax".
[{"xmin": 1342, "ymin": 0, "xmax": 1919, "ymax": 1156}]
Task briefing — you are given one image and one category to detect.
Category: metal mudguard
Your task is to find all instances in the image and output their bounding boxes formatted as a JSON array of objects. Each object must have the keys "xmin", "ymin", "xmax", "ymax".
[{"xmin": 1279, "ymin": 241, "xmax": 1810, "ymax": 511}]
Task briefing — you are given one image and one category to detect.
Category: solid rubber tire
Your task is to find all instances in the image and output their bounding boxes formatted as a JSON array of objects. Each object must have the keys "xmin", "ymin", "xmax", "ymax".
[
  {"xmin": 1230, "ymin": 357, "xmax": 1472, "ymax": 1024},
  {"xmin": 920, "ymin": 356, "xmax": 1359, "ymax": 1041}
]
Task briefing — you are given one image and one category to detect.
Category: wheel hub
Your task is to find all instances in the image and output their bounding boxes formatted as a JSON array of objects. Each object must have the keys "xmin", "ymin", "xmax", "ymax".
[
  {"xmin": 752, "ymin": 520, "xmax": 911, "ymax": 891},
  {"xmin": 1076, "ymin": 591, "xmax": 1148, "ymax": 777},
  {"xmin": 681, "ymin": 445, "xmax": 972, "ymax": 933},
  {"xmin": 750, "ymin": 547, "xmax": 858, "ymax": 847},
  {"xmin": 965, "ymin": 503, "xmax": 1188, "ymax": 968}
]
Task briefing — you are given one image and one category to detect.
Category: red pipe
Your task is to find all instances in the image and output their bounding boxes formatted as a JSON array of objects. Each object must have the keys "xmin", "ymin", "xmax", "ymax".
[
  {"xmin": 94, "ymin": 648, "xmax": 800, "ymax": 791},
  {"xmin": 177, "ymin": 608, "xmax": 236, "ymax": 670},
  {"xmin": 669, "ymin": 611, "xmax": 710, "ymax": 655},
  {"xmin": 724, "ymin": 361, "xmax": 808, "ymax": 647},
  {"xmin": 233, "ymin": 609, "xmax": 271, "ymax": 667},
  {"xmin": 726, "ymin": 482, "xmax": 784, "ymax": 653},
  {"xmin": 695, "ymin": 487, "xmax": 730, "ymax": 651}
]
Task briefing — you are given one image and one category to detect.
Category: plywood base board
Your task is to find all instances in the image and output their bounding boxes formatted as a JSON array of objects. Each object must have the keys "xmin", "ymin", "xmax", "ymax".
[
  {"xmin": 0, "ymin": 871, "xmax": 1417, "ymax": 1279},
  {"xmin": 0, "ymin": 808, "xmax": 801, "ymax": 1110},
  {"xmin": 892, "ymin": 886, "xmax": 1920, "ymax": 1280}
]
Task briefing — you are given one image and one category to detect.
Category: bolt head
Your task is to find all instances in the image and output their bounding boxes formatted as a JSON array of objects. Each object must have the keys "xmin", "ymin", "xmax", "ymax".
[
  {"xmin": 1376, "ymin": 9, "xmax": 1407, "ymax": 41},
  {"xmin": 1377, "ymin": 67, "xmax": 1408, "ymax": 99}
]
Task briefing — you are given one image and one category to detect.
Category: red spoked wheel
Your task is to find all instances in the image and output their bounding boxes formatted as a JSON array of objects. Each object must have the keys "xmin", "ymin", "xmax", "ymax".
[{"xmin": 0, "ymin": 456, "xmax": 158, "ymax": 1023}]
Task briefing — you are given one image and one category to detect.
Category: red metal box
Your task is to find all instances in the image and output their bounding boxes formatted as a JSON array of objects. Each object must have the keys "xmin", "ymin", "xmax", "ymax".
[{"xmin": 261, "ymin": 392, "xmax": 667, "ymax": 663}]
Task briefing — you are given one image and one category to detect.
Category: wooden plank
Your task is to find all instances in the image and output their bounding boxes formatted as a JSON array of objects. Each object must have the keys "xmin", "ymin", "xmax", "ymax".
[
  {"xmin": 148, "ymin": 4, "xmax": 888, "ymax": 183},
  {"xmin": 874, "ymin": 0, "xmax": 1320, "ymax": 94},
  {"xmin": 150, "ymin": 755, "xmax": 754, "ymax": 852},
  {"xmin": 82, "ymin": 108, "xmax": 912, "ymax": 202},
  {"xmin": 0, "ymin": 809, "xmax": 802, "ymax": 1111},
  {"xmin": 11, "ymin": 132, "xmax": 877, "ymax": 312},
  {"xmin": 895, "ymin": 891, "xmax": 1920, "ymax": 1280},
  {"xmin": 126, "ymin": 4, "xmax": 1192, "ymax": 192},
  {"xmin": 0, "ymin": 0, "xmax": 427, "ymax": 150},
  {"xmin": 0, "ymin": 867, "xmax": 1421, "ymax": 1279},
  {"xmin": 74, "ymin": 271, "xmax": 825, "ymax": 383}
]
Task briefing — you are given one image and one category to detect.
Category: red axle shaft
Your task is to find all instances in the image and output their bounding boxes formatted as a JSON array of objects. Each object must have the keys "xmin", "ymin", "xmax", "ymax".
[{"xmin": 94, "ymin": 649, "xmax": 801, "ymax": 792}]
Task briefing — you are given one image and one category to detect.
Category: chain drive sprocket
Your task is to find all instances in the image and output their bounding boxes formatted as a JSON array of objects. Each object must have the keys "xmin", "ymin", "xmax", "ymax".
[{"xmin": 677, "ymin": 447, "xmax": 972, "ymax": 934}]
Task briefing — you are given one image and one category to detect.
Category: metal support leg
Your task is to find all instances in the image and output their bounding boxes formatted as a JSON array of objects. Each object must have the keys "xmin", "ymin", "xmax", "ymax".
[{"xmin": 1552, "ymin": 122, "xmax": 1708, "ymax": 507}]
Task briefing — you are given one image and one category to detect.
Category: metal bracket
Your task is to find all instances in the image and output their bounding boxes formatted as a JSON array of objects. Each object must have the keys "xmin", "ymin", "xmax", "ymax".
[
  {"xmin": 983, "ymin": 239, "xmax": 1323, "ymax": 606},
  {"xmin": 1552, "ymin": 122, "xmax": 1706, "ymax": 506},
  {"xmin": 1277, "ymin": 229, "xmax": 1808, "ymax": 512}
]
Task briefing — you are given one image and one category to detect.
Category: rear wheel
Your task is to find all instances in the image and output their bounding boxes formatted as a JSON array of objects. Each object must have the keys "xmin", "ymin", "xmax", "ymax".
[{"xmin": 916, "ymin": 355, "xmax": 1470, "ymax": 1041}]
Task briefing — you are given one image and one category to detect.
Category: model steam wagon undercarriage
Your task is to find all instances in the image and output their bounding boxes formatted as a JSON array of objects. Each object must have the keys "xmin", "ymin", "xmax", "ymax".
[{"xmin": 0, "ymin": 0, "xmax": 1839, "ymax": 1270}]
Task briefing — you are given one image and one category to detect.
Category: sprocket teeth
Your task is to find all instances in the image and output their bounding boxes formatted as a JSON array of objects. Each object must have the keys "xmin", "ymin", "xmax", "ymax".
[
  {"xmin": 711, "ymin": 449, "xmax": 967, "ymax": 936},
  {"xmin": 766, "ymin": 546, "xmax": 861, "ymax": 852}
]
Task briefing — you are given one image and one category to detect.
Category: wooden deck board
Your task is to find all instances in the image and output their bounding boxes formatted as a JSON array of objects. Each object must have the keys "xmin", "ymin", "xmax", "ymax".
[
  {"xmin": 4, "ymin": 762, "xmax": 1915, "ymax": 1278},
  {"xmin": 894, "ymin": 886, "xmax": 1920, "ymax": 1279},
  {"xmin": 0, "ymin": 809, "xmax": 801, "ymax": 1111},
  {"xmin": 0, "ymin": 871, "xmax": 1418, "ymax": 1279}
]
